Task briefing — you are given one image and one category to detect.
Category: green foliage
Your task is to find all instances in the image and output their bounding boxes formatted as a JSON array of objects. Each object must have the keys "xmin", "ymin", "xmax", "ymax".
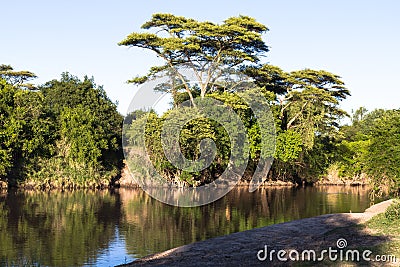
[
  {"xmin": 0, "ymin": 64, "xmax": 37, "ymax": 89},
  {"xmin": 35, "ymin": 73, "xmax": 123, "ymax": 186},
  {"xmin": 126, "ymin": 105, "xmax": 233, "ymax": 185},
  {"xmin": 0, "ymin": 79, "xmax": 15, "ymax": 176},
  {"xmin": 0, "ymin": 78, "xmax": 52, "ymax": 182},
  {"xmin": 243, "ymin": 65, "xmax": 288, "ymax": 95},
  {"xmin": 119, "ymin": 13, "xmax": 269, "ymax": 105},
  {"xmin": 0, "ymin": 70, "xmax": 123, "ymax": 188},
  {"xmin": 366, "ymin": 110, "xmax": 400, "ymax": 196},
  {"xmin": 119, "ymin": 13, "xmax": 268, "ymax": 68},
  {"xmin": 336, "ymin": 139, "xmax": 370, "ymax": 177},
  {"xmin": 331, "ymin": 108, "xmax": 400, "ymax": 196},
  {"xmin": 275, "ymin": 130, "xmax": 303, "ymax": 163},
  {"xmin": 385, "ymin": 200, "xmax": 400, "ymax": 221},
  {"xmin": 121, "ymin": 14, "xmax": 351, "ymax": 185},
  {"xmin": 124, "ymin": 109, "xmax": 148, "ymax": 126},
  {"xmin": 60, "ymin": 106, "xmax": 105, "ymax": 168}
]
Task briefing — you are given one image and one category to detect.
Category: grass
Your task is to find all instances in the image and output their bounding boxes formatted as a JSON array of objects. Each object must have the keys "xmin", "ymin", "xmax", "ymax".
[
  {"xmin": 365, "ymin": 199, "xmax": 400, "ymax": 263},
  {"xmin": 293, "ymin": 200, "xmax": 400, "ymax": 266}
]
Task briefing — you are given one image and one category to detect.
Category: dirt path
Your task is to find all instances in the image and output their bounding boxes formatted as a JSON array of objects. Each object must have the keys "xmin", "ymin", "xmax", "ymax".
[{"xmin": 120, "ymin": 199, "xmax": 395, "ymax": 266}]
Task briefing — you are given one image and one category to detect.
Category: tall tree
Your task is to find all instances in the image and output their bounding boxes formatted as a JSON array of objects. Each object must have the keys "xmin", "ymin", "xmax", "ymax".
[
  {"xmin": 118, "ymin": 13, "xmax": 269, "ymax": 106},
  {"xmin": 120, "ymin": 14, "xmax": 353, "ymax": 185},
  {"xmin": 0, "ymin": 64, "xmax": 37, "ymax": 90}
]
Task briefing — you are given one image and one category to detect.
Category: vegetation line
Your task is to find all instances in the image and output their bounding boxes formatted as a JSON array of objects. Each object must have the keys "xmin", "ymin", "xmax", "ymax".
[{"xmin": 1, "ymin": 13, "xmax": 399, "ymax": 198}]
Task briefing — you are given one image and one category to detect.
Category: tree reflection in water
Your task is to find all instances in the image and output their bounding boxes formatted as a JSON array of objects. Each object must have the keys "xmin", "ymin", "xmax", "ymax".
[
  {"xmin": 0, "ymin": 186, "xmax": 373, "ymax": 266},
  {"xmin": 118, "ymin": 186, "xmax": 373, "ymax": 258},
  {"xmin": 0, "ymin": 190, "xmax": 121, "ymax": 266}
]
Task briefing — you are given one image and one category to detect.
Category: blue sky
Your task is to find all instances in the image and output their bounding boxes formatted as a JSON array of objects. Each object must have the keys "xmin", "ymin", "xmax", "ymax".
[{"xmin": 2, "ymin": 0, "xmax": 399, "ymax": 117}]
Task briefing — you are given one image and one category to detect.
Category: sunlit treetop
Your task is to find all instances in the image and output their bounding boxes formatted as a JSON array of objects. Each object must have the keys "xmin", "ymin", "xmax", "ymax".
[
  {"xmin": 0, "ymin": 64, "xmax": 37, "ymax": 90},
  {"xmin": 119, "ymin": 13, "xmax": 268, "ymax": 66},
  {"xmin": 119, "ymin": 13, "xmax": 270, "ymax": 104}
]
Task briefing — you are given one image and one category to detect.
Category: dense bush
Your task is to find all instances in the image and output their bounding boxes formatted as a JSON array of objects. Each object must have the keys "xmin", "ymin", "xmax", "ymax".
[
  {"xmin": 385, "ymin": 200, "xmax": 400, "ymax": 221},
  {"xmin": 333, "ymin": 108, "xmax": 400, "ymax": 197},
  {"xmin": 0, "ymin": 72, "xmax": 123, "ymax": 188}
]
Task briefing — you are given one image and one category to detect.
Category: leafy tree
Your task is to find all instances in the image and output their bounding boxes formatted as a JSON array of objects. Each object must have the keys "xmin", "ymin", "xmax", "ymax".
[
  {"xmin": 351, "ymin": 106, "xmax": 368, "ymax": 124},
  {"xmin": 119, "ymin": 13, "xmax": 269, "ymax": 106},
  {"xmin": 121, "ymin": 14, "xmax": 351, "ymax": 185},
  {"xmin": 20, "ymin": 73, "xmax": 125, "ymax": 187},
  {"xmin": 0, "ymin": 78, "xmax": 51, "ymax": 184},
  {"xmin": 0, "ymin": 64, "xmax": 37, "ymax": 90},
  {"xmin": 331, "ymin": 108, "xmax": 400, "ymax": 197},
  {"xmin": 59, "ymin": 106, "xmax": 105, "ymax": 169},
  {"xmin": 40, "ymin": 73, "xmax": 123, "ymax": 172},
  {"xmin": 124, "ymin": 110, "xmax": 149, "ymax": 126},
  {"xmin": 1, "ymin": 70, "xmax": 124, "ymax": 188},
  {"xmin": 0, "ymin": 79, "xmax": 16, "ymax": 177},
  {"xmin": 275, "ymin": 130, "xmax": 303, "ymax": 163},
  {"xmin": 366, "ymin": 110, "xmax": 400, "ymax": 196},
  {"xmin": 251, "ymin": 67, "xmax": 350, "ymax": 182}
]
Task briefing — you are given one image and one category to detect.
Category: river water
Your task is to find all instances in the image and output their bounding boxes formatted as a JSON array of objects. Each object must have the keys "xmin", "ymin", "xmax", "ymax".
[{"xmin": 0, "ymin": 185, "xmax": 375, "ymax": 266}]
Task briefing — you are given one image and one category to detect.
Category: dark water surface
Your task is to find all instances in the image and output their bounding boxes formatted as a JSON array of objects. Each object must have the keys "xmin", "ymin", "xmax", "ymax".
[{"xmin": 0, "ymin": 186, "xmax": 375, "ymax": 266}]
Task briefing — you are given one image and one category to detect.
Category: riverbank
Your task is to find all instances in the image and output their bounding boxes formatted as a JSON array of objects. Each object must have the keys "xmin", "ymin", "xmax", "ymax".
[
  {"xmin": 118, "ymin": 164, "xmax": 370, "ymax": 188},
  {"xmin": 121, "ymin": 199, "xmax": 398, "ymax": 266},
  {"xmin": 315, "ymin": 171, "xmax": 370, "ymax": 186},
  {"xmin": 1, "ymin": 163, "xmax": 369, "ymax": 190}
]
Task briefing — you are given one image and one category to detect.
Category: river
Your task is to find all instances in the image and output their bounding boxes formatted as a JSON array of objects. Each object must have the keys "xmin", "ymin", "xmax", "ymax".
[{"xmin": 0, "ymin": 185, "xmax": 375, "ymax": 266}]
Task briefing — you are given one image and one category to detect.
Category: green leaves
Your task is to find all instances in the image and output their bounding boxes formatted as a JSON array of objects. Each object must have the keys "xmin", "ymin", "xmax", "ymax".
[
  {"xmin": 141, "ymin": 13, "xmax": 195, "ymax": 33},
  {"xmin": 119, "ymin": 13, "xmax": 270, "ymax": 105},
  {"xmin": 118, "ymin": 33, "xmax": 162, "ymax": 50},
  {"xmin": 223, "ymin": 15, "xmax": 268, "ymax": 33},
  {"xmin": 288, "ymin": 69, "xmax": 350, "ymax": 100},
  {"xmin": 41, "ymin": 73, "xmax": 123, "ymax": 177},
  {"xmin": 243, "ymin": 65, "xmax": 288, "ymax": 95},
  {"xmin": 333, "ymin": 108, "xmax": 400, "ymax": 197},
  {"xmin": 0, "ymin": 78, "xmax": 51, "ymax": 181},
  {"xmin": 0, "ymin": 64, "xmax": 37, "ymax": 89},
  {"xmin": 0, "ymin": 71, "xmax": 123, "ymax": 187},
  {"xmin": 60, "ymin": 106, "xmax": 104, "ymax": 168},
  {"xmin": 366, "ymin": 110, "xmax": 400, "ymax": 196},
  {"xmin": 121, "ymin": 14, "xmax": 354, "ymax": 186},
  {"xmin": 275, "ymin": 130, "xmax": 303, "ymax": 163}
]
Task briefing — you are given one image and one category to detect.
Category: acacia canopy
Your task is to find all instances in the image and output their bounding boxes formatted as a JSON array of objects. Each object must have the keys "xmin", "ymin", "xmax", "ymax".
[
  {"xmin": 0, "ymin": 64, "xmax": 37, "ymax": 90},
  {"xmin": 119, "ymin": 13, "xmax": 269, "ymax": 103}
]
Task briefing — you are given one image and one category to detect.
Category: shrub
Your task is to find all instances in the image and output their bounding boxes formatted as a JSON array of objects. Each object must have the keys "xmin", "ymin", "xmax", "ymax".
[{"xmin": 385, "ymin": 200, "xmax": 400, "ymax": 221}]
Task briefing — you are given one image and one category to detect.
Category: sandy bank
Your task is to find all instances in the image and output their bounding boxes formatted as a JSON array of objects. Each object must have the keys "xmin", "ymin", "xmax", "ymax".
[{"xmin": 120, "ymin": 199, "xmax": 395, "ymax": 266}]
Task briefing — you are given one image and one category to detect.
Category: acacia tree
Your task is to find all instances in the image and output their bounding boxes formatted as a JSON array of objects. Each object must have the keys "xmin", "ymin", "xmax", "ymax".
[
  {"xmin": 245, "ymin": 64, "xmax": 350, "ymax": 181},
  {"xmin": 121, "ymin": 14, "xmax": 351, "ymax": 185},
  {"xmin": 246, "ymin": 66, "xmax": 349, "ymax": 130},
  {"xmin": 0, "ymin": 64, "xmax": 37, "ymax": 90},
  {"xmin": 118, "ymin": 13, "xmax": 269, "ymax": 106}
]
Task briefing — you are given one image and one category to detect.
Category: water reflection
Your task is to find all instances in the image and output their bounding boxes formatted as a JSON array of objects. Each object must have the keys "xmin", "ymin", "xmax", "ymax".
[
  {"xmin": 0, "ymin": 186, "xmax": 374, "ymax": 266},
  {"xmin": 0, "ymin": 190, "xmax": 124, "ymax": 266},
  {"xmin": 119, "ymin": 185, "xmax": 373, "ymax": 258}
]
